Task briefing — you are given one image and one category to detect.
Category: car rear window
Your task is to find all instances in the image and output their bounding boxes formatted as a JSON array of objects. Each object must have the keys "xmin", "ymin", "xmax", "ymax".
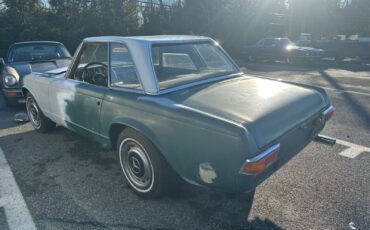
[{"xmin": 151, "ymin": 42, "xmax": 238, "ymax": 90}]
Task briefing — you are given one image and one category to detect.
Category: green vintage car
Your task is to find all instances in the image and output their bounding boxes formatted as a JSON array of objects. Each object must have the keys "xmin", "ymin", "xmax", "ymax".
[{"xmin": 23, "ymin": 35, "xmax": 335, "ymax": 199}]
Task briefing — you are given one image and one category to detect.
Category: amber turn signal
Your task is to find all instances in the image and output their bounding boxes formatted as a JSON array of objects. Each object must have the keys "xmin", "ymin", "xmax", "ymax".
[
  {"xmin": 240, "ymin": 144, "xmax": 280, "ymax": 175},
  {"xmin": 4, "ymin": 91, "xmax": 18, "ymax": 97}
]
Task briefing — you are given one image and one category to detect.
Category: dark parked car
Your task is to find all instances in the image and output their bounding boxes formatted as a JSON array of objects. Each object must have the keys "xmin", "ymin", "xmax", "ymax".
[
  {"xmin": 0, "ymin": 41, "xmax": 71, "ymax": 105},
  {"xmin": 244, "ymin": 38, "xmax": 324, "ymax": 64}
]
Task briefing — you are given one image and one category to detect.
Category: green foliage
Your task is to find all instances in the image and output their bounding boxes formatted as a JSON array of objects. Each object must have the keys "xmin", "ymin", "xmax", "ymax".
[{"xmin": 0, "ymin": 0, "xmax": 369, "ymax": 56}]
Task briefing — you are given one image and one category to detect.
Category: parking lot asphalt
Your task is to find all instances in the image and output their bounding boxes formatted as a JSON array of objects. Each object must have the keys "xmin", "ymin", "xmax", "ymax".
[{"xmin": 0, "ymin": 61, "xmax": 369, "ymax": 230}]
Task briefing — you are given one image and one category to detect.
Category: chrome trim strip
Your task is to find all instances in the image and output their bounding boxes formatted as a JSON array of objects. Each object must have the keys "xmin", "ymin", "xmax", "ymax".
[
  {"xmin": 109, "ymin": 86, "xmax": 144, "ymax": 94},
  {"xmin": 148, "ymin": 42, "xmax": 161, "ymax": 93},
  {"xmin": 150, "ymin": 41, "xmax": 241, "ymax": 94},
  {"xmin": 65, "ymin": 43, "xmax": 83, "ymax": 79},
  {"xmin": 2, "ymin": 88, "xmax": 22, "ymax": 93},
  {"xmin": 108, "ymin": 41, "xmax": 146, "ymax": 94},
  {"xmin": 154, "ymin": 72, "xmax": 244, "ymax": 95},
  {"xmin": 239, "ymin": 143, "xmax": 280, "ymax": 175},
  {"xmin": 323, "ymin": 105, "xmax": 334, "ymax": 116}
]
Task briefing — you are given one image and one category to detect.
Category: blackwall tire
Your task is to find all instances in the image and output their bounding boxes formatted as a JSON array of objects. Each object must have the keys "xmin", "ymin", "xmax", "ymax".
[{"xmin": 26, "ymin": 93, "xmax": 55, "ymax": 133}]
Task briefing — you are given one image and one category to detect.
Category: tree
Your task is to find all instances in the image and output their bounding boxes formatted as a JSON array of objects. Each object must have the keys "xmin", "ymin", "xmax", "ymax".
[
  {"xmin": 47, "ymin": 0, "xmax": 139, "ymax": 51},
  {"xmin": 0, "ymin": 0, "xmax": 44, "ymax": 54}
]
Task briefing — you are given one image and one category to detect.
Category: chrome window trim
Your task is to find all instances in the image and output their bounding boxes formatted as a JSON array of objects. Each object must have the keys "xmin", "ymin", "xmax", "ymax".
[
  {"xmin": 66, "ymin": 38, "xmax": 242, "ymax": 95},
  {"xmin": 65, "ymin": 41, "xmax": 109, "ymax": 81},
  {"xmin": 147, "ymin": 42, "xmax": 160, "ymax": 93},
  {"xmin": 239, "ymin": 143, "xmax": 281, "ymax": 175},
  {"xmin": 108, "ymin": 41, "xmax": 145, "ymax": 94},
  {"xmin": 65, "ymin": 42, "xmax": 84, "ymax": 80},
  {"xmin": 150, "ymin": 40, "xmax": 241, "ymax": 94},
  {"xmin": 154, "ymin": 72, "xmax": 244, "ymax": 95},
  {"xmin": 109, "ymin": 86, "xmax": 145, "ymax": 95}
]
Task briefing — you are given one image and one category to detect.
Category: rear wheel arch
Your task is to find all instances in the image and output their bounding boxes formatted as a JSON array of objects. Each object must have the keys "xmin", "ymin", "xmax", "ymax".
[
  {"xmin": 109, "ymin": 123, "xmax": 129, "ymax": 151},
  {"xmin": 109, "ymin": 122, "xmax": 162, "ymax": 155},
  {"xmin": 108, "ymin": 121, "xmax": 179, "ymax": 172},
  {"xmin": 110, "ymin": 122, "xmax": 182, "ymax": 197}
]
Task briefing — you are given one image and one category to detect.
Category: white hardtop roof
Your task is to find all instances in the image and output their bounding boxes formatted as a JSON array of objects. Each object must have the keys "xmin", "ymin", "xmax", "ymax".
[
  {"xmin": 83, "ymin": 35, "xmax": 213, "ymax": 44},
  {"xmin": 80, "ymin": 35, "xmax": 236, "ymax": 95}
]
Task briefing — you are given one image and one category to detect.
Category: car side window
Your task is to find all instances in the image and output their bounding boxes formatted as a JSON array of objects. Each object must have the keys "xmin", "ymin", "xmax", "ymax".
[
  {"xmin": 109, "ymin": 43, "xmax": 141, "ymax": 90},
  {"xmin": 71, "ymin": 43, "xmax": 108, "ymax": 87},
  {"xmin": 263, "ymin": 39, "xmax": 277, "ymax": 47}
]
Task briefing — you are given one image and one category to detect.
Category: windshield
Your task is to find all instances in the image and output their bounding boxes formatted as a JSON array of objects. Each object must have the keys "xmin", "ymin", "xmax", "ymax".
[
  {"xmin": 279, "ymin": 38, "xmax": 294, "ymax": 47},
  {"xmin": 152, "ymin": 42, "xmax": 238, "ymax": 90},
  {"xmin": 8, "ymin": 43, "xmax": 71, "ymax": 62}
]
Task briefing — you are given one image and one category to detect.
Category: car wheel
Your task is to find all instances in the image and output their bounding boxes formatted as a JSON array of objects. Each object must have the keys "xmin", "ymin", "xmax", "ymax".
[
  {"xmin": 117, "ymin": 128, "xmax": 173, "ymax": 198},
  {"xmin": 26, "ymin": 93, "xmax": 55, "ymax": 133}
]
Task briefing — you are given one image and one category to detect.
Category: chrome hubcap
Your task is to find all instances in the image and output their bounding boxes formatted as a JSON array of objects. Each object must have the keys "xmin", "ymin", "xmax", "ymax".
[
  {"xmin": 119, "ymin": 139, "xmax": 153, "ymax": 191},
  {"xmin": 26, "ymin": 97, "xmax": 40, "ymax": 128}
]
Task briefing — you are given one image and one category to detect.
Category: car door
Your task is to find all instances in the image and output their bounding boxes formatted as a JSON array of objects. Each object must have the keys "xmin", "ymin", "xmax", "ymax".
[
  {"xmin": 261, "ymin": 39, "xmax": 277, "ymax": 60},
  {"xmin": 49, "ymin": 42, "xmax": 109, "ymax": 141}
]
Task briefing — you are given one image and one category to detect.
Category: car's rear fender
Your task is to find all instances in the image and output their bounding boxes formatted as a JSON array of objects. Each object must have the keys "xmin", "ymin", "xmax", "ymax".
[{"xmin": 101, "ymin": 94, "xmax": 256, "ymax": 191}]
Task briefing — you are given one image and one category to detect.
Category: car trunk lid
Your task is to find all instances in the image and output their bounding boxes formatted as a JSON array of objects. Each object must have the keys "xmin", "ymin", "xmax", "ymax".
[{"xmin": 172, "ymin": 76, "xmax": 327, "ymax": 148}]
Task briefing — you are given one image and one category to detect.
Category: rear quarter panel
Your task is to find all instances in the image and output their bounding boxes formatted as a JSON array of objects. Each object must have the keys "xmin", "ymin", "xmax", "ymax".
[{"xmin": 100, "ymin": 89, "xmax": 255, "ymax": 191}]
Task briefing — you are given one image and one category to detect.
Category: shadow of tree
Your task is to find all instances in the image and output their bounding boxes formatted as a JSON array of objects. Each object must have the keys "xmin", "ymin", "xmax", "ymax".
[
  {"xmin": 318, "ymin": 70, "xmax": 370, "ymax": 128},
  {"xmin": 0, "ymin": 128, "xmax": 284, "ymax": 230}
]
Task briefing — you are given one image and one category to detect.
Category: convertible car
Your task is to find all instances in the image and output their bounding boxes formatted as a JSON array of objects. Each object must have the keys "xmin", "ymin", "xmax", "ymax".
[
  {"xmin": 0, "ymin": 41, "xmax": 71, "ymax": 105},
  {"xmin": 22, "ymin": 36, "xmax": 335, "ymax": 201}
]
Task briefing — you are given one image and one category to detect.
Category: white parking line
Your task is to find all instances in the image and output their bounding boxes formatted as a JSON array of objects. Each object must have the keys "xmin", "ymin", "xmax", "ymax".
[
  {"xmin": 335, "ymin": 139, "xmax": 370, "ymax": 159},
  {"xmin": 326, "ymin": 70, "xmax": 370, "ymax": 80},
  {"xmin": 0, "ymin": 147, "xmax": 36, "ymax": 230}
]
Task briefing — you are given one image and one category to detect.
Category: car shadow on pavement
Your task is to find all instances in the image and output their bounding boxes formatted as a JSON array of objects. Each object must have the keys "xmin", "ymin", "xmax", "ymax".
[
  {"xmin": 0, "ymin": 105, "xmax": 27, "ymax": 130},
  {"xmin": 318, "ymin": 70, "xmax": 370, "ymax": 128},
  {"xmin": 0, "ymin": 128, "xmax": 283, "ymax": 230}
]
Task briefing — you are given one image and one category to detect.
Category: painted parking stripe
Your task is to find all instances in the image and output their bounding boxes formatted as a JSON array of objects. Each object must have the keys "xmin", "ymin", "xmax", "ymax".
[
  {"xmin": 335, "ymin": 139, "xmax": 370, "ymax": 159},
  {"xmin": 0, "ymin": 147, "xmax": 36, "ymax": 230}
]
